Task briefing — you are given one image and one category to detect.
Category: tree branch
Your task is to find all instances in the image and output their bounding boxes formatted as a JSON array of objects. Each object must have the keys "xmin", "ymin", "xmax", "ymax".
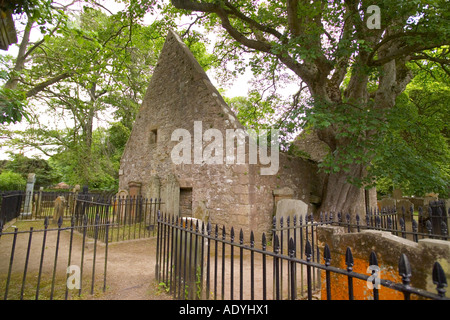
[{"xmin": 25, "ymin": 72, "xmax": 74, "ymax": 98}]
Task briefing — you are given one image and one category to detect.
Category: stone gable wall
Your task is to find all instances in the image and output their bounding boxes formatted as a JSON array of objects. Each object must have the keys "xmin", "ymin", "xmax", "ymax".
[{"xmin": 119, "ymin": 31, "xmax": 325, "ymax": 236}]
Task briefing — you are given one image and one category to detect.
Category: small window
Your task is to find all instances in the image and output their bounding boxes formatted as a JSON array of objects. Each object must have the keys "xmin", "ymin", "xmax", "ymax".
[{"xmin": 149, "ymin": 129, "xmax": 158, "ymax": 145}]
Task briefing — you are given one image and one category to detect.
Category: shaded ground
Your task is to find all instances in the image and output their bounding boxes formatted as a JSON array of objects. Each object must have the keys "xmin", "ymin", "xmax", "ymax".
[
  {"xmin": 88, "ymin": 238, "xmax": 172, "ymax": 300},
  {"xmin": 0, "ymin": 220, "xmax": 318, "ymax": 300},
  {"xmin": 0, "ymin": 220, "xmax": 171, "ymax": 300}
]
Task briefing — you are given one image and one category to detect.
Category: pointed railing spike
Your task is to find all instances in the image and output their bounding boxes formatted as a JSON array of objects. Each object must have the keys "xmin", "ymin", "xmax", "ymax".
[
  {"xmin": 262, "ymin": 233, "xmax": 266, "ymax": 249},
  {"xmin": 387, "ymin": 216, "xmax": 392, "ymax": 229},
  {"xmin": 222, "ymin": 225, "xmax": 226, "ymax": 240},
  {"xmin": 345, "ymin": 247, "xmax": 354, "ymax": 270},
  {"xmin": 426, "ymin": 220, "xmax": 433, "ymax": 234},
  {"xmin": 273, "ymin": 234, "xmax": 279, "ymax": 253},
  {"xmin": 207, "ymin": 222, "xmax": 212, "ymax": 235},
  {"xmin": 432, "ymin": 262, "xmax": 448, "ymax": 298},
  {"xmin": 305, "ymin": 240, "xmax": 312, "ymax": 259},
  {"xmin": 323, "ymin": 244, "xmax": 331, "ymax": 266},
  {"xmin": 369, "ymin": 251, "xmax": 378, "ymax": 266},
  {"xmin": 57, "ymin": 216, "xmax": 63, "ymax": 227},
  {"xmin": 398, "ymin": 254, "xmax": 412, "ymax": 286},
  {"xmin": 441, "ymin": 221, "xmax": 448, "ymax": 237},
  {"xmin": 289, "ymin": 237, "xmax": 295, "ymax": 256}
]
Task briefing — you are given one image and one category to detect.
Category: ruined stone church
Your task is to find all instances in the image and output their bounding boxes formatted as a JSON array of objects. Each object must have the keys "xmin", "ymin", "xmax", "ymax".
[{"xmin": 119, "ymin": 30, "xmax": 369, "ymax": 236}]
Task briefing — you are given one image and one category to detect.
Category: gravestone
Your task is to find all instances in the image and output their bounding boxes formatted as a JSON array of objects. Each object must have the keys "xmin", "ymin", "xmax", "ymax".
[
  {"xmin": 35, "ymin": 186, "xmax": 44, "ymax": 216},
  {"xmin": 396, "ymin": 199, "xmax": 414, "ymax": 222},
  {"xmin": 392, "ymin": 188, "xmax": 403, "ymax": 200},
  {"xmin": 21, "ymin": 173, "xmax": 36, "ymax": 217},
  {"xmin": 423, "ymin": 193, "xmax": 438, "ymax": 206},
  {"xmin": 275, "ymin": 199, "xmax": 308, "ymax": 228},
  {"xmin": 53, "ymin": 196, "xmax": 66, "ymax": 224},
  {"xmin": 128, "ymin": 181, "xmax": 141, "ymax": 221},
  {"xmin": 163, "ymin": 174, "xmax": 180, "ymax": 216},
  {"xmin": 115, "ymin": 189, "xmax": 129, "ymax": 221},
  {"xmin": 275, "ymin": 199, "xmax": 309, "ymax": 255},
  {"xmin": 379, "ymin": 197, "xmax": 395, "ymax": 210},
  {"xmin": 147, "ymin": 175, "xmax": 161, "ymax": 201}
]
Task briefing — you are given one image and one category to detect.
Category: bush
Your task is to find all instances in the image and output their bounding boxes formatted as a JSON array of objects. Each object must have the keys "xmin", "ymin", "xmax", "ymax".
[{"xmin": 0, "ymin": 170, "xmax": 27, "ymax": 191}]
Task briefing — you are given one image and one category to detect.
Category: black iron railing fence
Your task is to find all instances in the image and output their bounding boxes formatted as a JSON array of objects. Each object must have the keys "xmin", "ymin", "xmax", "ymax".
[
  {"xmin": 0, "ymin": 191, "xmax": 162, "ymax": 242},
  {"xmin": 156, "ymin": 213, "xmax": 448, "ymax": 300},
  {"xmin": 0, "ymin": 216, "xmax": 111, "ymax": 300},
  {"xmin": 0, "ymin": 190, "xmax": 113, "ymax": 224},
  {"xmin": 73, "ymin": 195, "xmax": 162, "ymax": 242},
  {"xmin": 326, "ymin": 204, "xmax": 448, "ymax": 242}
]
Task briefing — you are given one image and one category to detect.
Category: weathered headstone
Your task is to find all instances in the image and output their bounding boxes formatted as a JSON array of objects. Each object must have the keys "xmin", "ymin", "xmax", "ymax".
[
  {"xmin": 147, "ymin": 175, "xmax": 161, "ymax": 200},
  {"xmin": 127, "ymin": 181, "xmax": 141, "ymax": 221},
  {"xmin": 115, "ymin": 189, "xmax": 129, "ymax": 221},
  {"xmin": 163, "ymin": 174, "xmax": 180, "ymax": 216},
  {"xmin": 392, "ymin": 188, "xmax": 403, "ymax": 200},
  {"xmin": 275, "ymin": 199, "xmax": 309, "ymax": 255},
  {"xmin": 379, "ymin": 197, "xmax": 395, "ymax": 210},
  {"xmin": 21, "ymin": 173, "xmax": 36, "ymax": 217},
  {"xmin": 35, "ymin": 186, "xmax": 44, "ymax": 216},
  {"xmin": 396, "ymin": 199, "xmax": 414, "ymax": 222},
  {"xmin": 275, "ymin": 199, "xmax": 308, "ymax": 228},
  {"xmin": 423, "ymin": 193, "xmax": 438, "ymax": 206},
  {"xmin": 53, "ymin": 196, "xmax": 66, "ymax": 224}
]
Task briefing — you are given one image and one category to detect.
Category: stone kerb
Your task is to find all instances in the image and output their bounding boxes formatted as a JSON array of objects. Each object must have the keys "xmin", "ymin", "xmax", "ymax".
[{"xmin": 317, "ymin": 225, "xmax": 450, "ymax": 300}]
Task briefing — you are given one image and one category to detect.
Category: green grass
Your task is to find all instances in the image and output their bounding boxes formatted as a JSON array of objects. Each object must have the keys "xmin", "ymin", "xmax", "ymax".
[{"xmin": 0, "ymin": 272, "xmax": 105, "ymax": 300}]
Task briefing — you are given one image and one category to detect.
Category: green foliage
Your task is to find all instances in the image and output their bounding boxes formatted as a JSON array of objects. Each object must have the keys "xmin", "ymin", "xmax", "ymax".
[
  {"xmin": 3, "ymin": 153, "xmax": 59, "ymax": 188},
  {"xmin": 0, "ymin": 170, "xmax": 26, "ymax": 191},
  {"xmin": 1, "ymin": 2, "xmax": 221, "ymax": 191},
  {"xmin": 0, "ymin": 88, "xmax": 28, "ymax": 124},
  {"xmin": 225, "ymin": 90, "xmax": 276, "ymax": 130},
  {"xmin": 368, "ymin": 59, "xmax": 450, "ymax": 197}
]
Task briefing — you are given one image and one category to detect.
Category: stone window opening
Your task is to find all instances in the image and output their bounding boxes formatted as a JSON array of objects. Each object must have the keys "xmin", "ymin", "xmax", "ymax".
[{"xmin": 149, "ymin": 128, "xmax": 158, "ymax": 145}]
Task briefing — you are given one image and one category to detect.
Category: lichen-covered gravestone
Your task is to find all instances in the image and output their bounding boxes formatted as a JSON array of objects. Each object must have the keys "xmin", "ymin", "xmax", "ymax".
[
  {"xmin": 53, "ymin": 196, "xmax": 66, "ymax": 224},
  {"xmin": 21, "ymin": 173, "xmax": 36, "ymax": 217}
]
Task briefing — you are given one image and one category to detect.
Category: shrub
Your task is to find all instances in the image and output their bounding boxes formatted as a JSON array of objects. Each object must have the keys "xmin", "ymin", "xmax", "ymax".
[{"xmin": 0, "ymin": 170, "xmax": 27, "ymax": 191}]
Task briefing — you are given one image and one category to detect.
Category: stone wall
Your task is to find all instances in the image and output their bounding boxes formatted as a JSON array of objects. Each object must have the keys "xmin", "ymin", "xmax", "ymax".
[
  {"xmin": 119, "ymin": 30, "xmax": 327, "ymax": 236},
  {"xmin": 317, "ymin": 225, "xmax": 450, "ymax": 299}
]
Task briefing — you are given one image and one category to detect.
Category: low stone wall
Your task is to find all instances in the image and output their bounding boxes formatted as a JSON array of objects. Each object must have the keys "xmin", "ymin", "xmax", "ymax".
[{"xmin": 317, "ymin": 225, "xmax": 450, "ymax": 300}]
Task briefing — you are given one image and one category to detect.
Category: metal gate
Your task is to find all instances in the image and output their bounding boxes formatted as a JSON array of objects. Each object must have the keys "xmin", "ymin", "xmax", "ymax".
[{"xmin": 0, "ymin": 192, "xmax": 23, "ymax": 225}]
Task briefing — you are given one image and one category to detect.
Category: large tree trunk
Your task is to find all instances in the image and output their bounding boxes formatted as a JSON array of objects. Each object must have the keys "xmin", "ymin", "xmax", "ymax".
[{"xmin": 319, "ymin": 163, "xmax": 366, "ymax": 217}]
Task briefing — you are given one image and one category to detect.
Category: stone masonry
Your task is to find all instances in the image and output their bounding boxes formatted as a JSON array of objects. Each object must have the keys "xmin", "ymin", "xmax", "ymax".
[{"xmin": 119, "ymin": 30, "xmax": 326, "ymax": 237}]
